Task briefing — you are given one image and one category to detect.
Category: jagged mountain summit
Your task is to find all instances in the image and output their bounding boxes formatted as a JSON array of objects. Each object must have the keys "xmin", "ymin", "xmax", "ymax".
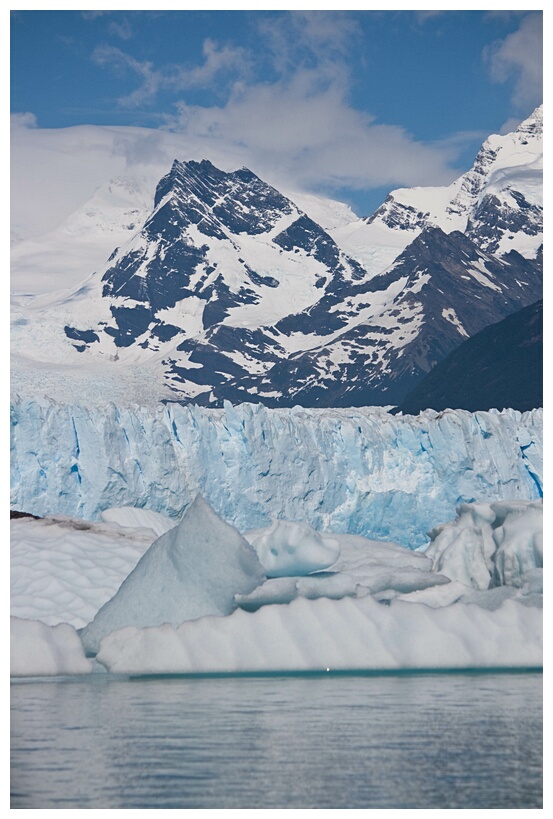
[
  {"xmin": 10, "ymin": 108, "xmax": 543, "ymax": 409},
  {"xmin": 333, "ymin": 105, "xmax": 542, "ymax": 275}
]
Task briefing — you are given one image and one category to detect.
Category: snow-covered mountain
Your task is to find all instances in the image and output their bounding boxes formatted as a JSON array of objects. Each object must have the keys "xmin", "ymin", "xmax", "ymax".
[
  {"xmin": 333, "ymin": 105, "xmax": 543, "ymax": 273},
  {"xmin": 10, "ymin": 107, "xmax": 543, "ymax": 408}
]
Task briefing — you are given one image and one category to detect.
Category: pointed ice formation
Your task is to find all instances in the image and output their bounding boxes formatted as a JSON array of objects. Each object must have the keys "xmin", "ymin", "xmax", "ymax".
[{"xmin": 79, "ymin": 495, "xmax": 266, "ymax": 655}]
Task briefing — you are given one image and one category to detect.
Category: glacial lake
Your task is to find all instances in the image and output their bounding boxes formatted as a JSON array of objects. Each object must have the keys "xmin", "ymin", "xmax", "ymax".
[{"xmin": 11, "ymin": 670, "xmax": 542, "ymax": 809}]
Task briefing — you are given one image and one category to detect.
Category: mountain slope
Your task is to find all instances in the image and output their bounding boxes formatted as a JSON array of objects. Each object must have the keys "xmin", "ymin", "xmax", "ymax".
[
  {"xmin": 10, "ymin": 108, "xmax": 543, "ymax": 409},
  {"xmin": 397, "ymin": 300, "xmax": 543, "ymax": 415},
  {"xmin": 331, "ymin": 105, "xmax": 542, "ymax": 277}
]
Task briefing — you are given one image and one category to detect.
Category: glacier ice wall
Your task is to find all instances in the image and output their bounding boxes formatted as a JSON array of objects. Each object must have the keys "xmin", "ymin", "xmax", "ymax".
[{"xmin": 10, "ymin": 397, "xmax": 542, "ymax": 548}]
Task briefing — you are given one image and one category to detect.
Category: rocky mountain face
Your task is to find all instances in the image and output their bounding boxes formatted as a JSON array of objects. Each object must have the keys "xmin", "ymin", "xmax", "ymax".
[
  {"xmin": 27, "ymin": 108, "xmax": 543, "ymax": 408},
  {"xmin": 358, "ymin": 105, "xmax": 543, "ymax": 260},
  {"xmin": 397, "ymin": 300, "xmax": 543, "ymax": 415}
]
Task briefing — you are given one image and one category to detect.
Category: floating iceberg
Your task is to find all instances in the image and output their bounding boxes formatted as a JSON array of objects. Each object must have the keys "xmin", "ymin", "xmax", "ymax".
[
  {"xmin": 79, "ymin": 496, "xmax": 266, "ymax": 655},
  {"xmin": 10, "ymin": 498, "xmax": 543, "ymax": 676},
  {"xmin": 10, "ymin": 398, "xmax": 542, "ymax": 548},
  {"xmin": 95, "ymin": 595, "xmax": 542, "ymax": 675},
  {"xmin": 11, "ymin": 617, "xmax": 92, "ymax": 677}
]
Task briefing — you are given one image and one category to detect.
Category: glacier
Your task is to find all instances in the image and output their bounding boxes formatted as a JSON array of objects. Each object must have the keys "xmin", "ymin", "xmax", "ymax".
[{"xmin": 10, "ymin": 398, "xmax": 542, "ymax": 548}]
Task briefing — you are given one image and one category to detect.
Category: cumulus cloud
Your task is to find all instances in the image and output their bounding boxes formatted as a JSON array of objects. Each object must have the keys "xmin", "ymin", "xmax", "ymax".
[
  {"xmin": 165, "ymin": 72, "xmax": 461, "ymax": 195},
  {"xmin": 484, "ymin": 12, "xmax": 543, "ymax": 111}
]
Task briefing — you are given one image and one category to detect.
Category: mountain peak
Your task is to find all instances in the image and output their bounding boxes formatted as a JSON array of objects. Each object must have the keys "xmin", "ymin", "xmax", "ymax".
[{"xmin": 515, "ymin": 104, "xmax": 543, "ymax": 136}]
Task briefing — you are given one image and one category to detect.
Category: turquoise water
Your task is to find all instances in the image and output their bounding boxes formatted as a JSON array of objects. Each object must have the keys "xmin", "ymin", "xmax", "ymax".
[{"xmin": 11, "ymin": 671, "xmax": 542, "ymax": 809}]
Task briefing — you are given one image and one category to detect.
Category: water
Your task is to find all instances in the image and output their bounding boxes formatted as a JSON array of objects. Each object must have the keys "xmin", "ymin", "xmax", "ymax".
[{"xmin": 11, "ymin": 671, "xmax": 542, "ymax": 809}]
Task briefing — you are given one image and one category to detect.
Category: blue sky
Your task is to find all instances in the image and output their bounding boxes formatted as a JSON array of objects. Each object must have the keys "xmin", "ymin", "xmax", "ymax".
[{"xmin": 10, "ymin": 8, "xmax": 543, "ymax": 216}]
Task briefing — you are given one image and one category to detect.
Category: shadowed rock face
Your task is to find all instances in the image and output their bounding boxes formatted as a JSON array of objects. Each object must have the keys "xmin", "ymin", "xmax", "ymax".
[{"xmin": 398, "ymin": 300, "xmax": 543, "ymax": 415}]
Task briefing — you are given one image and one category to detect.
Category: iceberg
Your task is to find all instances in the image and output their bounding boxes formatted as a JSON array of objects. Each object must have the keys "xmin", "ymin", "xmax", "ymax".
[
  {"xmin": 11, "ymin": 617, "xmax": 92, "ymax": 677},
  {"xmin": 10, "ymin": 513, "xmax": 156, "ymax": 628},
  {"xmin": 79, "ymin": 496, "xmax": 266, "ymax": 655},
  {"xmin": 10, "ymin": 397, "xmax": 542, "ymax": 548},
  {"xmin": 95, "ymin": 595, "xmax": 542, "ymax": 675},
  {"xmin": 100, "ymin": 506, "xmax": 175, "ymax": 538},
  {"xmin": 11, "ymin": 497, "xmax": 542, "ymax": 676}
]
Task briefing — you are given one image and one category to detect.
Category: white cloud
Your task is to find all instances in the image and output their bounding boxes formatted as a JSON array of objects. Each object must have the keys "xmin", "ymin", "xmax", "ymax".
[
  {"xmin": 92, "ymin": 39, "xmax": 250, "ymax": 107},
  {"xmin": 11, "ymin": 112, "xmax": 37, "ymax": 129},
  {"xmin": 484, "ymin": 12, "xmax": 543, "ymax": 111},
  {"xmin": 165, "ymin": 72, "xmax": 462, "ymax": 196},
  {"xmin": 109, "ymin": 18, "xmax": 133, "ymax": 41}
]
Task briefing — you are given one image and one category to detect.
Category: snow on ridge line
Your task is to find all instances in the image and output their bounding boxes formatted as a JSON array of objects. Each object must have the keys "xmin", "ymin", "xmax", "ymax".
[
  {"xmin": 95, "ymin": 595, "xmax": 542, "ymax": 675},
  {"xmin": 10, "ymin": 397, "xmax": 542, "ymax": 548}
]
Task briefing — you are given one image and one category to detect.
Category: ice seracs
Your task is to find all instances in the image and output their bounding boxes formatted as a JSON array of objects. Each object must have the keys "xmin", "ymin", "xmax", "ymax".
[
  {"xmin": 79, "ymin": 495, "xmax": 266, "ymax": 655},
  {"xmin": 425, "ymin": 499, "xmax": 543, "ymax": 590},
  {"xmin": 10, "ymin": 398, "xmax": 543, "ymax": 549}
]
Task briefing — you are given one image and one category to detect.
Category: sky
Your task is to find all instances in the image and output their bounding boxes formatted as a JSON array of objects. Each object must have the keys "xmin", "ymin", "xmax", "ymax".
[{"xmin": 10, "ymin": 7, "xmax": 544, "ymax": 219}]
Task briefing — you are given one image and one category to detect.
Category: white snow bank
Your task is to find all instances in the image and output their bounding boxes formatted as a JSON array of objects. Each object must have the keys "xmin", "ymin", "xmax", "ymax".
[
  {"xmin": 425, "ymin": 500, "xmax": 542, "ymax": 589},
  {"xmin": 11, "ymin": 617, "xmax": 92, "ymax": 677},
  {"xmin": 80, "ymin": 496, "xmax": 266, "ymax": 655},
  {"xmin": 100, "ymin": 506, "xmax": 176, "ymax": 538},
  {"xmin": 244, "ymin": 519, "xmax": 340, "ymax": 577},
  {"xmin": 11, "ymin": 514, "xmax": 156, "ymax": 627},
  {"xmin": 96, "ymin": 595, "xmax": 542, "ymax": 675}
]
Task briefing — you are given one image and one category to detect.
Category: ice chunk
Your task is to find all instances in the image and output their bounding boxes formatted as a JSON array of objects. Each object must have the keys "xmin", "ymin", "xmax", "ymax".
[
  {"xmin": 100, "ymin": 506, "xmax": 176, "ymax": 538},
  {"xmin": 244, "ymin": 519, "xmax": 340, "ymax": 577},
  {"xmin": 11, "ymin": 617, "xmax": 92, "ymax": 676},
  {"xmin": 80, "ymin": 496, "xmax": 266, "ymax": 655},
  {"xmin": 425, "ymin": 499, "xmax": 543, "ymax": 589},
  {"xmin": 491, "ymin": 501, "xmax": 543, "ymax": 587},
  {"xmin": 96, "ymin": 595, "xmax": 542, "ymax": 675}
]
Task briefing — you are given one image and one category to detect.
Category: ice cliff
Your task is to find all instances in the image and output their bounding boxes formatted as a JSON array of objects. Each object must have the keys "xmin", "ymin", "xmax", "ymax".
[{"xmin": 10, "ymin": 398, "xmax": 542, "ymax": 548}]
